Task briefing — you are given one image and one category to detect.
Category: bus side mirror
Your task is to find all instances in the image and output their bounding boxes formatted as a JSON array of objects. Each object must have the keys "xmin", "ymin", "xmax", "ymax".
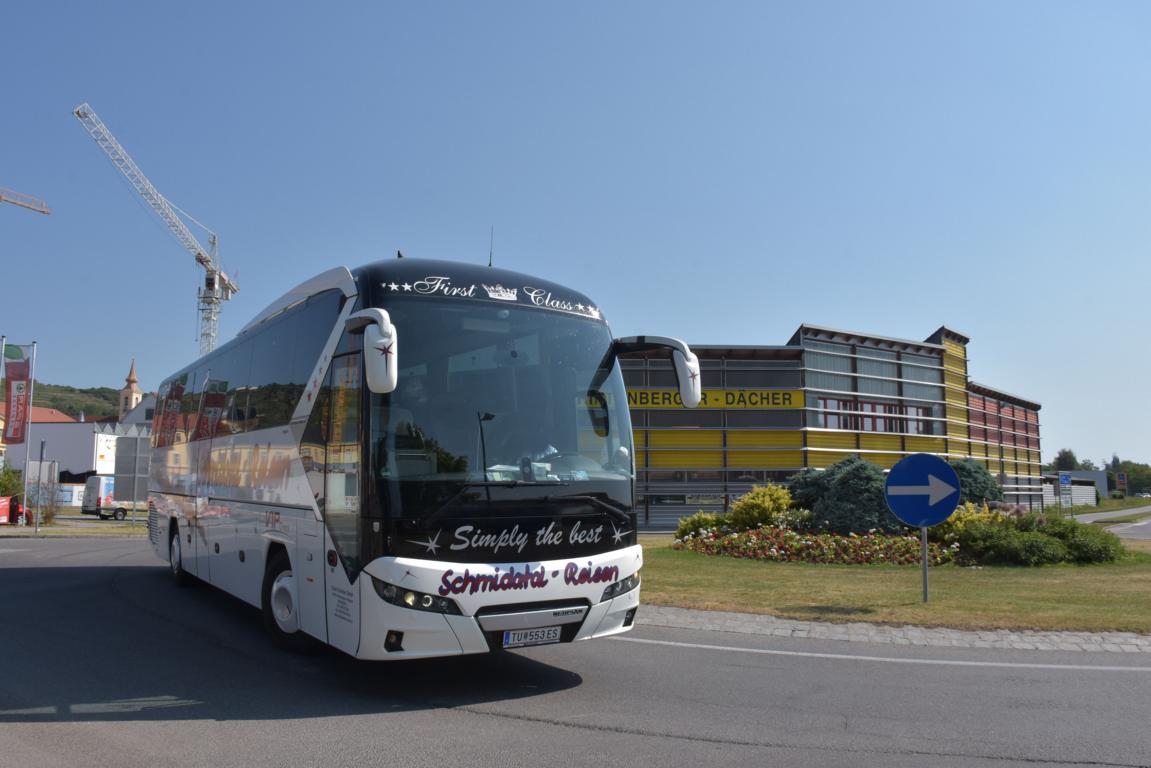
[
  {"xmin": 672, "ymin": 346, "xmax": 702, "ymax": 409},
  {"xmin": 346, "ymin": 309, "xmax": 398, "ymax": 394},
  {"xmin": 611, "ymin": 335, "xmax": 701, "ymax": 408}
]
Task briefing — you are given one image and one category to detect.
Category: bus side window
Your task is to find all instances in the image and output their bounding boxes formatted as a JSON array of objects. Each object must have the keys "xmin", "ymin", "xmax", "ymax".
[
  {"xmin": 325, "ymin": 354, "xmax": 362, "ymax": 576},
  {"xmin": 301, "ymin": 366, "xmax": 332, "ymax": 514}
]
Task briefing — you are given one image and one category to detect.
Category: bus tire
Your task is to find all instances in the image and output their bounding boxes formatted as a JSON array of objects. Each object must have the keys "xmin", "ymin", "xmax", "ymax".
[
  {"xmin": 113, "ymin": 508, "xmax": 127, "ymax": 521},
  {"xmin": 169, "ymin": 525, "xmax": 190, "ymax": 588},
  {"xmin": 262, "ymin": 550, "xmax": 314, "ymax": 652}
]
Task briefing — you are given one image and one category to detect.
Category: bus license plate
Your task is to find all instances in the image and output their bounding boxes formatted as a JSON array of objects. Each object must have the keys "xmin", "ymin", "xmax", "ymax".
[{"xmin": 502, "ymin": 626, "xmax": 562, "ymax": 648}]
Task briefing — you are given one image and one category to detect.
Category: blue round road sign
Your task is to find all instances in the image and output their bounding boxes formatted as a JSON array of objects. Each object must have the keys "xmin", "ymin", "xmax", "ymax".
[{"xmin": 884, "ymin": 453, "xmax": 961, "ymax": 527}]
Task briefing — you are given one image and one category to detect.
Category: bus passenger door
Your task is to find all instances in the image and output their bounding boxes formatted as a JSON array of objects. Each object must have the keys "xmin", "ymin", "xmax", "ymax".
[{"xmin": 322, "ymin": 353, "xmax": 363, "ymax": 656}]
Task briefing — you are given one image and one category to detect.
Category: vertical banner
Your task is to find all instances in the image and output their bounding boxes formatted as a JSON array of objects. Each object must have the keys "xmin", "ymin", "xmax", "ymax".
[{"xmin": 3, "ymin": 343, "xmax": 33, "ymax": 445}]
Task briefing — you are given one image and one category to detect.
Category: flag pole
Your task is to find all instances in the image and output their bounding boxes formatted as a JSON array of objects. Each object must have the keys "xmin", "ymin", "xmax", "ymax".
[{"xmin": 21, "ymin": 342, "xmax": 37, "ymax": 530}]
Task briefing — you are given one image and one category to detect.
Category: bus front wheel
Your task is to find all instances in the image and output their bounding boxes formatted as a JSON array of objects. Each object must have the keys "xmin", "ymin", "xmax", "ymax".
[{"xmin": 261, "ymin": 551, "xmax": 314, "ymax": 652}]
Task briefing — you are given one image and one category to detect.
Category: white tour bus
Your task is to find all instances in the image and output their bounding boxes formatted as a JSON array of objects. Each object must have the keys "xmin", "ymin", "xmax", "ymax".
[{"xmin": 147, "ymin": 258, "xmax": 700, "ymax": 659}]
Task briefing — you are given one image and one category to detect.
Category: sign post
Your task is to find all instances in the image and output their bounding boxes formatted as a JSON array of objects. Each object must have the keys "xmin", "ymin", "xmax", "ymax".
[
  {"xmin": 1117, "ymin": 472, "xmax": 1128, "ymax": 496},
  {"xmin": 884, "ymin": 454, "xmax": 962, "ymax": 603},
  {"xmin": 1059, "ymin": 472, "xmax": 1073, "ymax": 510}
]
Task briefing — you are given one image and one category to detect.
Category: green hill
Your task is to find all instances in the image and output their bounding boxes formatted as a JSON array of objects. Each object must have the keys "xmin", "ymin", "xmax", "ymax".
[{"xmin": 0, "ymin": 380, "xmax": 120, "ymax": 421}]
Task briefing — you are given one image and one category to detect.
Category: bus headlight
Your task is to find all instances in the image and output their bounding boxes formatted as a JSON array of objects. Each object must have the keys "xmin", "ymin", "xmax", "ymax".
[
  {"xmin": 371, "ymin": 576, "xmax": 462, "ymax": 615},
  {"xmin": 600, "ymin": 570, "xmax": 640, "ymax": 602}
]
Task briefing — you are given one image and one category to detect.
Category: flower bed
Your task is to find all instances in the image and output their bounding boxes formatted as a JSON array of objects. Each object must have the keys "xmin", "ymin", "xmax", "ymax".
[{"xmin": 676, "ymin": 525, "xmax": 955, "ymax": 566}]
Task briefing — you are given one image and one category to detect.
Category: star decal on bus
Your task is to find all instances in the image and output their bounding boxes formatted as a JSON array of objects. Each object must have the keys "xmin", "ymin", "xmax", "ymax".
[
  {"xmin": 408, "ymin": 530, "xmax": 441, "ymax": 555},
  {"xmin": 387, "ymin": 282, "xmax": 399, "ymax": 291},
  {"xmin": 378, "ymin": 342, "xmax": 393, "ymax": 358},
  {"xmin": 611, "ymin": 523, "xmax": 628, "ymax": 545}
]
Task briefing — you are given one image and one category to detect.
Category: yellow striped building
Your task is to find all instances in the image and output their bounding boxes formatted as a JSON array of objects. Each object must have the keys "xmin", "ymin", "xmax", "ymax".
[{"xmin": 622, "ymin": 325, "xmax": 1041, "ymax": 513}]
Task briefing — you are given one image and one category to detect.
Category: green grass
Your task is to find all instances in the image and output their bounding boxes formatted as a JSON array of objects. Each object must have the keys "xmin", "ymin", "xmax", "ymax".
[
  {"xmin": 1068, "ymin": 497, "xmax": 1151, "ymax": 514},
  {"xmin": 640, "ymin": 538, "xmax": 1151, "ymax": 633}
]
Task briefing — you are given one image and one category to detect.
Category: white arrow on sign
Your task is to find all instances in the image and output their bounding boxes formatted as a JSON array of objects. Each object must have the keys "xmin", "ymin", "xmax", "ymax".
[{"xmin": 888, "ymin": 474, "xmax": 957, "ymax": 506}]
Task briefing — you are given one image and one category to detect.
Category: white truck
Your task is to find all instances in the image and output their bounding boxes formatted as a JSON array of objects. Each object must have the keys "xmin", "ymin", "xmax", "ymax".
[{"xmin": 81, "ymin": 475, "xmax": 131, "ymax": 520}]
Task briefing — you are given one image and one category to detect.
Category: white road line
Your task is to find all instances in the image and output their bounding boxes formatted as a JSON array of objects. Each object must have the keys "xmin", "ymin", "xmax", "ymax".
[{"xmin": 612, "ymin": 636, "xmax": 1151, "ymax": 673}]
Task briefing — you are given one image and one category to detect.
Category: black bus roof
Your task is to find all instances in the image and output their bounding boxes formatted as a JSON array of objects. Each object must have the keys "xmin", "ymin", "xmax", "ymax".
[{"xmin": 354, "ymin": 258, "xmax": 605, "ymax": 324}]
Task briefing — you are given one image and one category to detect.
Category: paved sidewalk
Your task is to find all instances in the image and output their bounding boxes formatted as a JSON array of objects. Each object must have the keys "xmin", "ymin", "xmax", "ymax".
[{"xmin": 638, "ymin": 605, "xmax": 1151, "ymax": 654}]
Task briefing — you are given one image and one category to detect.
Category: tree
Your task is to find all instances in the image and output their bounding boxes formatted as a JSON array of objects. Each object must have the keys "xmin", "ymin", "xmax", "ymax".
[
  {"xmin": 1110, "ymin": 454, "xmax": 1122, "ymax": 473},
  {"xmin": 1053, "ymin": 449, "xmax": 1078, "ymax": 471},
  {"xmin": 1118, "ymin": 460, "xmax": 1151, "ymax": 495},
  {"xmin": 949, "ymin": 459, "xmax": 1004, "ymax": 505},
  {"xmin": 0, "ymin": 466, "xmax": 22, "ymax": 498},
  {"xmin": 1079, "ymin": 459, "xmax": 1098, "ymax": 471},
  {"xmin": 811, "ymin": 457, "xmax": 904, "ymax": 534}
]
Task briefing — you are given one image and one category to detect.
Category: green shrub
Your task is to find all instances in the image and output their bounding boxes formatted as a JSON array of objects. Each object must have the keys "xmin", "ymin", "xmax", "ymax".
[
  {"xmin": 775, "ymin": 507, "xmax": 815, "ymax": 531},
  {"xmin": 928, "ymin": 501, "xmax": 999, "ymax": 544},
  {"xmin": 1007, "ymin": 532, "xmax": 1068, "ymax": 566},
  {"xmin": 956, "ymin": 521, "xmax": 1082, "ymax": 566},
  {"xmin": 1009, "ymin": 512, "xmax": 1046, "ymax": 533},
  {"xmin": 1041, "ymin": 518, "xmax": 1124, "ymax": 563},
  {"xmin": 1110, "ymin": 490, "xmax": 1126, "ymax": 499},
  {"xmin": 956, "ymin": 521, "xmax": 1014, "ymax": 564},
  {"xmin": 727, "ymin": 484, "xmax": 793, "ymax": 530},
  {"xmin": 812, "ymin": 457, "xmax": 904, "ymax": 534},
  {"xmin": 787, "ymin": 467, "xmax": 828, "ymax": 510},
  {"xmin": 675, "ymin": 511, "xmax": 727, "ymax": 540}
]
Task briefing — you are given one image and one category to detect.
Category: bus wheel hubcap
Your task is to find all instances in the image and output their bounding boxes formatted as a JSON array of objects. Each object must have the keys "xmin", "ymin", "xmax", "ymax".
[{"xmin": 271, "ymin": 571, "xmax": 299, "ymax": 634}]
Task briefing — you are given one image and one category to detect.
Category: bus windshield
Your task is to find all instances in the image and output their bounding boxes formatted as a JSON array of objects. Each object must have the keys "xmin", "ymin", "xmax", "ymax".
[{"xmin": 369, "ymin": 298, "xmax": 634, "ymax": 519}]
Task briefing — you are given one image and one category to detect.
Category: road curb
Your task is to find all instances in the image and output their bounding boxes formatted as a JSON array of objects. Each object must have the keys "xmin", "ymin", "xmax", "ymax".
[{"xmin": 637, "ymin": 604, "xmax": 1151, "ymax": 653}]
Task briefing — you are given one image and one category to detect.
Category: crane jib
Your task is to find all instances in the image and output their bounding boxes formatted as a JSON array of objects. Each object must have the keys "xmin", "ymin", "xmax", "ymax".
[{"xmin": 73, "ymin": 102, "xmax": 238, "ymax": 354}]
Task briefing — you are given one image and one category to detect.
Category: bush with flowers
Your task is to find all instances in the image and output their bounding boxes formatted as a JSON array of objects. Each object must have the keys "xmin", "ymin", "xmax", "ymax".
[
  {"xmin": 674, "ymin": 481, "xmax": 951, "ymax": 565},
  {"xmin": 673, "ymin": 482, "xmax": 1124, "ymax": 567},
  {"xmin": 675, "ymin": 524, "xmax": 955, "ymax": 565}
]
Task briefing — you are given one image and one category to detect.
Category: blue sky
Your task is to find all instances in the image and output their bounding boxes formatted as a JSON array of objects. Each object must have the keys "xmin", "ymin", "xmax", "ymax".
[{"xmin": 2, "ymin": 2, "xmax": 1148, "ymax": 465}]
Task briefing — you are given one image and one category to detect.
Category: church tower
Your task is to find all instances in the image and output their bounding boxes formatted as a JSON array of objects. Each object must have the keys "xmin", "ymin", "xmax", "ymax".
[{"xmin": 119, "ymin": 359, "xmax": 143, "ymax": 420}]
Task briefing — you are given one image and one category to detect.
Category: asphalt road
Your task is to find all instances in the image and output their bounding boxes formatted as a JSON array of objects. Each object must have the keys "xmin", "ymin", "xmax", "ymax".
[
  {"xmin": 2, "ymin": 538, "xmax": 1150, "ymax": 768},
  {"xmin": 1075, "ymin": 505, "xmax": 1151, "ymax": 541}
]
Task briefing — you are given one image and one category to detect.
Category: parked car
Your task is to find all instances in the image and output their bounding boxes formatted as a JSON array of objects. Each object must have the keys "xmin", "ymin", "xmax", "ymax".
[{"xmin": 2, "ymin": 497, "xmax": 28, "ymax": 525}]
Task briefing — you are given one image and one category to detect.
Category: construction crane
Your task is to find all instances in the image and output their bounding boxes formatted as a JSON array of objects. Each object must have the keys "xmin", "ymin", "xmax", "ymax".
[
  {"xmin": 0, "ymin": 187, "xmax": 51, "ymax": 214},
  {"xmin": 73, "ymin": 102, "xmax": 238, "ymax": 354}
]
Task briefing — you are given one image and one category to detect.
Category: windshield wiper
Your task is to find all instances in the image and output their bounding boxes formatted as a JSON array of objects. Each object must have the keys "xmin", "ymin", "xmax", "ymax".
[
  {"xmin": 546, "ymin": 494, "xmax": 631, "ymax": 525},
  {"xmin": 424, "ymin": 480, "xmax": 571, "ymax": 522},
  {"xmin": 468, "ymin": 480, "xmax": 570, "ymax": 487}
]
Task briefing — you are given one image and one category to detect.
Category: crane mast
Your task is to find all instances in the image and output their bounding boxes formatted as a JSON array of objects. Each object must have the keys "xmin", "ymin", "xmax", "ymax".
[
  {"xmin": 0, "ymin": 187, "xmax": 51, "ymax": 215},
  {"xmin": 73, "ymin": 102, "xmax": 238, "ymax": 354}
]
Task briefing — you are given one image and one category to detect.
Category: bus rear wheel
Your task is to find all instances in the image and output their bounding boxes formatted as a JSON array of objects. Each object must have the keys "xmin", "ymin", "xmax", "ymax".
[
  {"xmin": 261, "ymin": 551, "xmax": 314, "ymax": 652},
  {"xmin": 169, "ymin": 527, "xmax": 190, "ymax": 588}
]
